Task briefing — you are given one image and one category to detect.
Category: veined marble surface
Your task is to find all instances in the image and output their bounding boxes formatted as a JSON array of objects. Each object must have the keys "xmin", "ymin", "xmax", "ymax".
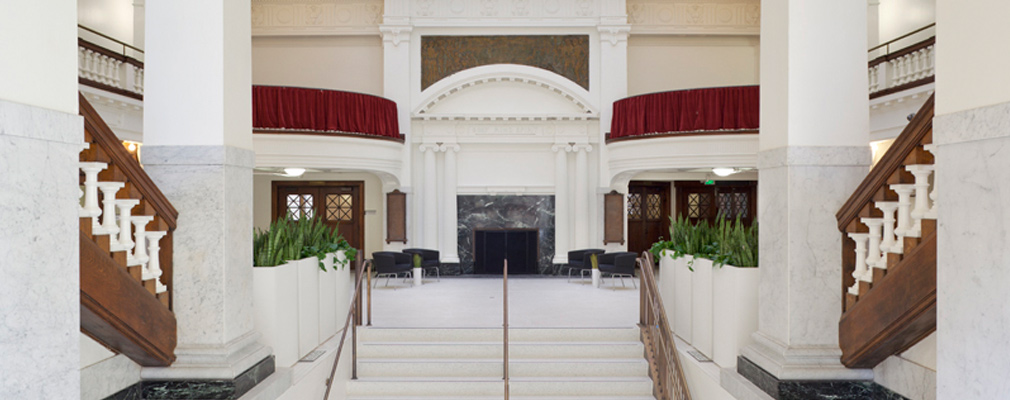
[
  {"xmin": 935, "ymin": 103, "xmax": 1010, "ymax": 399},
  {"xmin": 81, "ymin": 354, "xmax": 141, "ymax": 400},
  {"xmin": 142, "ymin": 145, "xmax": 267, "ymax": 379},
  {"xmin": 457, "ymin": 195, "xmax": 556, "ymax": 274},
  {"xmin": 0, "ymin": 100, "xmax": 82, "ymax": 399},
  {"xmin": 874, "ymin": 354, "xmax": 936, "ymax": 400}
]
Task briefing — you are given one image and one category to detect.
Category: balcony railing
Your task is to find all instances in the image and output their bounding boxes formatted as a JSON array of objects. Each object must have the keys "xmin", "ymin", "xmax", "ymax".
[
  {"xmin": 78, "ymin": 25, "xmax": 145, "ymax": 100},
  {"xmin": 868, "ymin": 24, "xmax": 935, "ymax": 99},
  {"xmin": 253, "ymin": 85, "xmax": 403, "ymax": 142},
  {"xmin": 608, "ymin": 85, "xmax": 759, "ymax": 142}
]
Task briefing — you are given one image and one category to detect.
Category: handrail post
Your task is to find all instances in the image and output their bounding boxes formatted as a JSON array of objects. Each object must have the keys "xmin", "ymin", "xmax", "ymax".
[
  {"xmin": 352, "ymin": 298, "xmax": 358, "ymax": 380},
  {"xmin": 503, "ymin": 259, "xmax": 510, "ymax": 400},
  {"xmin": 367, "ymin": 261, "xmax": 372, "ymax": 326}
]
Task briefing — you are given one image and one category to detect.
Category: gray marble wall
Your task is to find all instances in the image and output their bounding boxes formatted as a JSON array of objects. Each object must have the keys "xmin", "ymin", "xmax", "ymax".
[
  {"xmin": 457, "ymin": 195, "xmax": 556, "ymax": 274},
  {"xmin": 0, "ymin": 99, "xmax": 83, "ymax": 399}
]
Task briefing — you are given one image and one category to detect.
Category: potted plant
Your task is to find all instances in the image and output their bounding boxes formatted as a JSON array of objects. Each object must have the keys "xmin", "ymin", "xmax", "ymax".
[
  {"xmin": 412, "ymin": 253, "xmax": 423, "ymax": 286},
  {"xmin": 590, "ymin": 253, "xmax": 602, "ymax": 288},
  {"xmin": 252, "ymin": 218, "xmax": 300, "ymax": 367},
  {"xmin": 710, "ymin": 217, "xmax": 759, "ymax": 369}
]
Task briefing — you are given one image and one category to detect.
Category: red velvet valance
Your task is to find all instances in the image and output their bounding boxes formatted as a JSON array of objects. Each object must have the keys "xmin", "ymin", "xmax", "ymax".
[
  {"xmin": 610, "ymin": 85, "xmax": 759, "ymax": 139},
  {"xmin": 252, "ymin": 85, "xmax": 400, "ymax": 138}
]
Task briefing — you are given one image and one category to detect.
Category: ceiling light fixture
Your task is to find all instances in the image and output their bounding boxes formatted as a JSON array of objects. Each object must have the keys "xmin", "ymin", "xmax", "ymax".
[
  {"xmin": 712, "ymin": 168, "xmax": 738, "ymax": 177},
  {"xmin": 283, "ymin": 168, "xmax": 306, "ymax": 177}
]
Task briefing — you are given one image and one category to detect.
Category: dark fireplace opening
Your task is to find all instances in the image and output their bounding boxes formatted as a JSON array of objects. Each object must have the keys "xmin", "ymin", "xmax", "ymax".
[{"xmin": 474, "ymin": 229, "xmax": 538, "ymax": 275}]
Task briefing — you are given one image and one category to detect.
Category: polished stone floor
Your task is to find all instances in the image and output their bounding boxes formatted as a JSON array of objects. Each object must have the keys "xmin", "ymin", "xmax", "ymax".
[{"xmin": 366, "ymin": 275, "xmax": 640, "ymax": 328}]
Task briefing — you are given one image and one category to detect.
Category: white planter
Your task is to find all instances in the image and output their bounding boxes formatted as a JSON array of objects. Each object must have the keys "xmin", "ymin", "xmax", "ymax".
[
  {"xmin": 413, "ymin": 267, "xmax": 423, "ymax": 286},
  {"xmin": 297, "ymin": 257, "xmax": 320, "ymax": 359},
  {"xmin": 691, "ymin": 258, "xmax": 714, "ymax": 359},
  {"xmin": 318, "ymin": 253, "xmax": 338, "ymax": 341},
  {"xmin": 712, "ymin": 264, "xmax": 760, "ymax": 369},
  {"xmin": 332, "ymin": 251, "xmax": 349, "ymax": 325},
  {"xmin": 657, "ymin": 251, "xmax": 678, "ymax": 334},
  {"xmin": 672, "ymin": 255, "xmax": 693, "ymax": 343},
  {"xmin": 252, "ymin": 261, "xmax": 299, "ymax": 368},
  {"xmin": 591, "ymin": 268, "xmax": 601, "ymax": 287}
]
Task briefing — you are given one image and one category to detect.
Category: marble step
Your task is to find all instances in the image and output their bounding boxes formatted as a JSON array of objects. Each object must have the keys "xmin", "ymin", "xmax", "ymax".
[
  {"xmin": 348, "ymin": 396, "xmax": 656, "ymax": 400},
  {"xmin": 357, "ymin": 359, "xmax": 649, "ymax": 378},
  {"xmin": 346, "ymin": 377, "xmax": 654, "ymax": 397},
  {"xmin": 359, "ymin": 327, "xmax": 641, "ymax": 343},
  {"xmin": 357, "ymin": 342, "xmax": 645, "ymax": 360}
]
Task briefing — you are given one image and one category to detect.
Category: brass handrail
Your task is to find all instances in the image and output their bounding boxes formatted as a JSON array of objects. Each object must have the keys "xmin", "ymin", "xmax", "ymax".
[
  {"xmin": 78, "ymin": 24, "xmax": 144, "ymax": 55},
  {"xmin": 503, "ymin": 259, "xmax": 510, "ymax": 400},
  {"xmin": 323, "ymin": 257, "xmax": 370, "ymax": 399},
  {"xmin": 638, "ymin": 252, "xmax": 692, "ymax": 400},
  {"xmin": 868, "ymin": 23, "xmax": 936, "ymax": 55}
]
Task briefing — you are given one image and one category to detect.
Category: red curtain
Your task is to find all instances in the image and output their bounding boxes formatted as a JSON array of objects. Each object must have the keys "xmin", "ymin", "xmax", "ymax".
[
  {"xmin": 610, "ymin": 85, "xmax": 759, "ymax": 138},
  {"xmin": 252, "ymin": 85, "xmax": 400, "ymax": 138}
]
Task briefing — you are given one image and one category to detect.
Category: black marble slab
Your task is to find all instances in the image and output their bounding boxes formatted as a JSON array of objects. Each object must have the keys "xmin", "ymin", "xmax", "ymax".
[
  {"xmin": 457, "ymin": 195, "xmax": 555, "ymax": 275},
  {"xmin": 104, "ymin": 356, "xmax": 274, "ymax": 400},
  {"xmin": 738, "ymin": 356, "xmax": 908, "ymax": 400}
]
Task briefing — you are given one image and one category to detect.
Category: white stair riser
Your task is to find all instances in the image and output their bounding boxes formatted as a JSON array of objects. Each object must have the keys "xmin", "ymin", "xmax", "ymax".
[
  {"xmin": 357, "ymin": 360, "xmax": 649, "ymax": 378},
  {"xmin": 359, "ymin": 328, "xmax": 640, "ymax": 343},
  {"xmin": 346, "ymin": 380, "xmax": 653, "ymax": 397},
  {"xmin": 358, "ymin": 343, "xmax": 645, "ymax": 360}
]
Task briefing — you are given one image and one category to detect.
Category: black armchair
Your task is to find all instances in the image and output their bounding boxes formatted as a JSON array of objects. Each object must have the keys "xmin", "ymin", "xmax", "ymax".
[
  {"xmin": 566, "ymin": 249, "xmax": 605, "ymax": 282},
  {"xmin": 597, "ymin": 252, "xmax": 638, "ymax": 288},
  {"xmin": 371, "ymin": 251, "xmax": 413, "ymax": 287},
  {"xmin": 403, "ymin": 248, "xmax": 441, "ymax": 282}
]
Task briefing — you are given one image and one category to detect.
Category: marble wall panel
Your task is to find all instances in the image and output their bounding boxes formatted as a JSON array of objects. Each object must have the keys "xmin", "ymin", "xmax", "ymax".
[{"xmin": 457, "ymin": 195, "xmax": 556, "ymax": 274}]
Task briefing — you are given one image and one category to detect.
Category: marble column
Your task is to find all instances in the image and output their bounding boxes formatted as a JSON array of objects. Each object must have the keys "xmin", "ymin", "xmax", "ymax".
[
  {"xmin": 440, "ymin": 143, "xmax": 460, "ymax": 263},
  {"xmin": 420, "ymin": 144, "xmax": 440, "ymax": 250},
  {"xmin": 573, "ymin": 144, "xmax": 592, "ymax": 249},
  {"xmin": 0, "ymin": 2, "xmax": 82, "ymax": 398},
  {"xmin": 140, "ymin": 0, "xmax": 270, "ymax": 380},
  {"xmin": 739, "ymin": 0, "xmax": 873, "ymax": 382},
  {"xmin": 934, "ymin": 2, "xmax": 1010, "ymax": 398},
  {"xmin": 553, "ymin": 144, "xmax": 573, "ymax": 264}
]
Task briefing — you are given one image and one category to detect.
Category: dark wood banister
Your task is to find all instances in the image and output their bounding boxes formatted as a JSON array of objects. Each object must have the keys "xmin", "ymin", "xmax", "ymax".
[
  {"xmin": 836, "ymin": 94, "xmax": 934, "ymax": 231},
  {"xmin": 79, "ymin": 93, "xmax": 178, "ymax": 229}
]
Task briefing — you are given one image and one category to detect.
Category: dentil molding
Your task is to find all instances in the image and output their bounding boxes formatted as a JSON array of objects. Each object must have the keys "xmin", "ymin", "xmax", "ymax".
[
  {"xmin": 251, "ymin": 0, "xmax": 383, "ymax": 36},
  {"xmin": 626, "ymin": 0, "xmax": 760, "ymax": 35}
]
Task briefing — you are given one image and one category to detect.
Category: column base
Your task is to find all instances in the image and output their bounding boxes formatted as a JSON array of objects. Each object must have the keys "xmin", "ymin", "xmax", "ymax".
[
  {"xmin": 141, "ymin": 331, "xmax": 272, "ymax": 380},
  {"xmin": 552, "ymin": 255, "xmax": 569, "ymax": 264},
  {"xmin": 737, "ymin": 356, "xmax": 902, "ymax": 400},
  {"xmin": 111, "ymin": 355, "xmax": 274, "ymax": 400},
  {"xmin": 740, "ymin": 332, "xmax": 872, "ymax": 382},
  {"xmin": 441, "ymin": 255, "xmax": 460, "ymax": 264}
]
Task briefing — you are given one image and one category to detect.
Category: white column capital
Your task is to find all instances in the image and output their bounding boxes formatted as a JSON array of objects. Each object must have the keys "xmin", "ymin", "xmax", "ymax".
[
  {"xmin": 438, "ymin": 143, "xmax": 461, "ymax": 153},
  {"xmin": 552, "ymin": 143, "xmax": 574, "ymax": 153},
  {"xmin": 419, "ymin": 143, "xmax": 441, "ymax": 153},
  {"xmin": 572, "ymin": 143, "xmax": 593, "ymax": 153},
  {"xmin": 380, "ymin": 25, "xmax": 412, "ymax": 47}
]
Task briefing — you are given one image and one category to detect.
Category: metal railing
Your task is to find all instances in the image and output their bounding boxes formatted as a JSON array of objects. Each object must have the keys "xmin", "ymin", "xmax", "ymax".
[
  {"xmin": 869, "ymin": 23, "xmax": 935, "ymax": 58},
  {"xmin": 78, "ymin": 24, "xmax": 144, "ymax": 60},
  {"xmin": 638, "ymin": 252, "xmax": 692, "ymax": 400},
  {"xmin": 503, "ymin": 259, "xmax": 510, "ymax": 399},
  {"xmin": 323, "ymin": 258, "xmax": 371, "ymax": 399}
]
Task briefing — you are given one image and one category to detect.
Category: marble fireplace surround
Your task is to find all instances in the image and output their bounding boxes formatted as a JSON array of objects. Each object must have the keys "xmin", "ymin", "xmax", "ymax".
[{"xmin": 457, "ymin": 195, "xmax": 556, "ymax": 275}]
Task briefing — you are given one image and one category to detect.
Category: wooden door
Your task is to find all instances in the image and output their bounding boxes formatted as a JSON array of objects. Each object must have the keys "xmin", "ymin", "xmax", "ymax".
[
  {"xmin": 272, "ymin": 181, "xmax": 365, "ymax": 253},
  {"xmin": 627, "ymin": 181, "xmax": 671, "ymax": 256},
  {"xmin": 674, "ymin": 181, "xmax": 757, "ymax": 226}
]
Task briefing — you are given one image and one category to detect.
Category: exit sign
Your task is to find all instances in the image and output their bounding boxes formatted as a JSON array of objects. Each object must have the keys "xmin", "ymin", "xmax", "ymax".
[{"xmin": 704, "ymin": 180, "xmax": 715, "ymax": 185}]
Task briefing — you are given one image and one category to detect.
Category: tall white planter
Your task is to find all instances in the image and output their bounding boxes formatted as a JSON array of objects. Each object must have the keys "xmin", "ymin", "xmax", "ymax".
[
  {"xmin": 712, "ymin": 264, "xmax": 760, "ymax": 368},
  {"xmin": 297, "ymin": 257, "xmax": 320, "ymax": 359},
  {"xmin": 252, "ymin": 261, "xmax": 299, "ymax": 368},
  {"xmin": 318, "ymin": 254, "xmax": 338, "ymax": 341},
  {"xmin": 657, "ymin": 251, "xmax": 678, "ymax": 331},
  {"xmin": 691, "ymin": 258, "xmax": 715, "ymax": 359},
  {"xmin": 332, "ymin": 251, "xmax": 349, "ymax": 325},
  {"xmin": 672, "ymin": 255, "xmax": 693, "ymax": 343}
]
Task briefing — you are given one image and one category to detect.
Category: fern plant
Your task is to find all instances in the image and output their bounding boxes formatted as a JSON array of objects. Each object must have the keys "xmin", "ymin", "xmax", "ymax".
[{"xmin": 253, "ymin": 216, "xmax": 356, "ymax": 270}]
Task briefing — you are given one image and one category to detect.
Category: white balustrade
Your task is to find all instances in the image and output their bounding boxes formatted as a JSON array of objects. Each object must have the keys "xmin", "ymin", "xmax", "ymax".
[
  {"xmin": 848, "ymin": 233, "xmax": 871, "ymax": 296},
  {"xmin": 145, "ymin": 231, "xmax": 168, "ymax": 294},
  {"xmin": 128, "ymin": 216, "xmax": 154, "ymax": 266},
  {"xmin": 907, "ymin": 164, "xmax": 934, "ymax": 231},
  {"xmin": 891, "ymin": 184, "xmax": 918, "ymax": 238},
  {"xmin": 95, "ymin": 182, "xmax": 125, "ymax": 235},
  {"xmin": 923, "ymin": 145, "xmax": 938, "ymax": 219},
  {"xmin": 877, "ymin": 202, "xmax": 901, "ymax": 258},
  {"xmin": 79, "ymin": 162, "xmax": 106, "ymax": 218},
  {"xmin": 114, "ymin": 199, "xmax": 140, "ymax": 252},
  {"xmin": 78, "ymin": 45, "xmax": 144, "ymax": 96},
  {"xmin": 861, "ymin": 218, "xmax": 884, "ymax": 273},
  {"xmin": 868, "ymin": 43, "xmax": 935, "ymax": 95}
]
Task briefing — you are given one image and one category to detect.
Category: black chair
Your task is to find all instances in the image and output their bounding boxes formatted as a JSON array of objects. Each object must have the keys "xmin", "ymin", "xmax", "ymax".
[
  {"xmin": 403, "ymin": 248, "xmax": 441, "ymax": 282},
  {"xmin": 597, "ymin": 252, "xmax": 639, "ymax": 288},
  {"xmin": 566, "ymin": 249, "xmax": 605, "ymax": 282},
  {"xmin": 371, "ymin": 251, "xmax": 414, "ymax": 287}
]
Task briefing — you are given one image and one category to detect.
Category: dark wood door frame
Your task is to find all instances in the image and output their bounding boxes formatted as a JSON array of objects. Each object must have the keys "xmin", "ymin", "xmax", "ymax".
[
  {"xmin": 628, "ymin": 181, "xmax": 672, "ymax": 256},
  {"xmin": 271, "ymin": 180, "xmax": 366, "ymax": 254},
  {"xmin": 673, "ymin": 180, "xmax": 757, "ymax": 226}
]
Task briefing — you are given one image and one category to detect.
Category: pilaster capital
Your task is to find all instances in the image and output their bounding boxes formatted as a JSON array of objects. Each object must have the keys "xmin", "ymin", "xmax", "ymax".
[
  {"xmin": 598, "ymin": 24, "xmax": 631, "ymax": 46},
  {"xmin": 552, "ymin": 143, "xmax": 574, "ymax": 153},
  {"xmin": 418, "ymin": 143, "xmax": 440, "ymax": 152},
  {"xmin": 380, "ymin": 25, "xmax": 412, "ymax": 46},
  {"xmin": 438, "ymin": 143, "xmax": 461, "ymax": 153},
  {"xmin": 572, "ymin": 143, "xmax": 594, "ymax": 153}
]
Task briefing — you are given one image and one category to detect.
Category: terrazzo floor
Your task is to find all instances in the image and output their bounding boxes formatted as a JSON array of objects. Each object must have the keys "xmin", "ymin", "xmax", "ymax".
[{"xmin": 366, "ymin": 275, "xmax": 640, "ymax": 328}]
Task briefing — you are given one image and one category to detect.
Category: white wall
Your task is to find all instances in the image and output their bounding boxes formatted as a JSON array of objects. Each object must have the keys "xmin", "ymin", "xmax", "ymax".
[
  {"xmin": 78, "ymin": 0, "xmax": 135, "ymax": 45},
  {"xmin": 935, "ymin": 0, "xmax": 1010, "ymax": 115},
  {"xmin": 80, "ymin": 335, "xmax": 141, "ymax": 400},
  {"xmin": 874, "ymin": 333, "xmax": 936, "ymax": 400},
  {"xmin": 878, "ymin": 0, "xmax": 935, "ymax": 44},
  {"xmin": 253, "ymin": 172, "xmax": 384, "ymax": 257},
  {"xmin": 0, "ymin": 0, "xmax": 79, "ymax": 113},
  {"xmin": 252, "ymin": 36, "xmax": 383, "ymax": 96},
  {"xmin": 627, "ymin": 36, "xmax": 759, "ymax": 96}
]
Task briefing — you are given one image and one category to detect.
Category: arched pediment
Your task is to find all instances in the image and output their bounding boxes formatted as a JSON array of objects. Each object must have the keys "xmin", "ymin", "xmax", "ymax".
[{"xmin": 414, "ymin": 64, "xmax": 598, "ymax": 121}]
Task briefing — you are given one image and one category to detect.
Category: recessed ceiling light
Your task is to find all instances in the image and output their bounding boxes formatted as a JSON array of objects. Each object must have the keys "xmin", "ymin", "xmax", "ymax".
[
  {"xmin": 283, "ymin": 168, "xmax": 306, "ymax": 177},
  {"xmin": 712, "ymin": 168, "xmax": 737, "ymax": 177}
]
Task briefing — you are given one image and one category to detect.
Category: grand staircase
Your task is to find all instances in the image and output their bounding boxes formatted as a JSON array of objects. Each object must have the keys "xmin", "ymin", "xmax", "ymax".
[{"xmin": 346, "ymin": 327, "xmax": 656, "ymax": 399}]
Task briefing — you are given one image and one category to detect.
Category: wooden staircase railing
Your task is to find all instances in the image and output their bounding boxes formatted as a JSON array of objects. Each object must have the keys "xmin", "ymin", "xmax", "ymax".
[
  {"xmin": 639, "ymin": 252, "xmax": 692, "ymax": 400},
  {"xmin": 79, "ymin": 92, "xmax": 178, "ymax": 366},
  {"xmin": 836, "ymin": 95, "xmax": 936, "ymax": 368}
]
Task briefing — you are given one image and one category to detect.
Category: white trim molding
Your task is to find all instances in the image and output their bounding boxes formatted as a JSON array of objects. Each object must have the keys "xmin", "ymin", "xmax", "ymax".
[
  {"xmin": 627, "ymin": 0, "xmax": 760, "ymax": 36},
  {"xmin": 251, "ymin": 0, "xmax": 384, "ymax": 36}
]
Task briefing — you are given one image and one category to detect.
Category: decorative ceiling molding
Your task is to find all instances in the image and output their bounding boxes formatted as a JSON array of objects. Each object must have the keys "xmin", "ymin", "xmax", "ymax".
[
  {"xmin": 626, "ymin": 0, "xmax": 760, "ymax": 35},
  {"xmin": 251, "ymin": 0, "xmax": 383, "ymax": 36},
  {"xmin": 410, "ymin": 0, "xmax": 602, "ymax": 19}
]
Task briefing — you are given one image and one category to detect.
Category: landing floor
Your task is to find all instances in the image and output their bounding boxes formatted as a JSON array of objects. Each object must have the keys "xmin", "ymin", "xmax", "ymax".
[{"xmin": 367, "ymin": 275, "xmax": 640, "ymax": 328}]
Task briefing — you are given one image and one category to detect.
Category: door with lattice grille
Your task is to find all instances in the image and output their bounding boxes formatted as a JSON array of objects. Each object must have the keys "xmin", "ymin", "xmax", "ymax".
[
  {"xmin": 272, "ymin": 181, "xmax": 364, "ymax": 254},
  {"xmin": 674, "ymin": 181, "xmax": 756, "ymax": 227},
  {"xmin": 628, "ymin": 181, "xmax": 671, "ymax": 256}
]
